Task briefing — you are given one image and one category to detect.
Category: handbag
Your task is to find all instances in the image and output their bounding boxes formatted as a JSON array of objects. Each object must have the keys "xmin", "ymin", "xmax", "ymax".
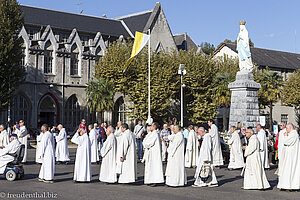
[{"xmin": 199, "ymin": 163, "xmax": 212, "ymax": 182}]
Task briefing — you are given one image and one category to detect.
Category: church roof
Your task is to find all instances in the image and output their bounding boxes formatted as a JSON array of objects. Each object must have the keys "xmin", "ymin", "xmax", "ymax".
[
  {"xmin": 216, "ymin": 43, "xmax": 300, "ymax": 70},
  {"xmin": 114, "ymin": 10, "xmax": 153, "ymax": 35},
  {"xmin": 20, "ymin": 5, "xmax": 131, "ymax": 37},
  {"xmin": 173, "ymin": 33, "xmax": 199, "ymax": 51}
]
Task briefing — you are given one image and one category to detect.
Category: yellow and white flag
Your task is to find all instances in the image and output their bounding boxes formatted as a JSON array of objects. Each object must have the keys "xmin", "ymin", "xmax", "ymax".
[{"xmin": 123, "ymin": 31, "xmax": 150, "ymax": 72}]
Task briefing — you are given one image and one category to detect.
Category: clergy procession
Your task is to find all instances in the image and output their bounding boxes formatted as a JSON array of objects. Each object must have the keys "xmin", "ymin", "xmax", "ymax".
[{"xmin": 0, "ymin": 118, "xmax": 299, "ymax": 193}]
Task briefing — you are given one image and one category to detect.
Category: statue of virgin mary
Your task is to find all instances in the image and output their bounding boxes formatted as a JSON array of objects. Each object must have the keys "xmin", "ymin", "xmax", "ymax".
[{"xmin": 236, "ymin": 21, "xmax": 253, "ymax": 72}]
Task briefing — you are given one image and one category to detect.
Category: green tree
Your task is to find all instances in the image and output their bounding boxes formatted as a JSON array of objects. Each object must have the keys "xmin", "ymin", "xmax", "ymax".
[
  {"xmin": 212, "ymin": 72, "xmax": 235, "ymax": 131},
  {"xmin": 199, "ymin": 42, "xmax": 215, "ymax": 55},
  {"xmin": 0, "ymin": 0, "xmax": 25, "ymax": 110},
  {"xmin": 86, "ymin": 78, "xmax": 115, "ymax": 114},
  {"xmin": 281, "ymin": 69, "xmax": 300, "ymax": 127},
  {"xmin": 255, "ymin": 69, "xmax": 283, "ymax": 130},
  {"xmin": 95, "ymin": 41, "xmax": 219, "ymax": 124}
]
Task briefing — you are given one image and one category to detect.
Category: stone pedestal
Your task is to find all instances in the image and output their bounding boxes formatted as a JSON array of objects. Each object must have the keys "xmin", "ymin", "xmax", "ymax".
[{"xmin": 228, "ymin": 71, "xmax": 261, "ymax": 128}]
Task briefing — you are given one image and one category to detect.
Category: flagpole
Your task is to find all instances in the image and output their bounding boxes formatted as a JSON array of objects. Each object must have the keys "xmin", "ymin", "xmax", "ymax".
[{"xmin": 148, "ymin": 29, "xmax": 151, "ymax": 123}]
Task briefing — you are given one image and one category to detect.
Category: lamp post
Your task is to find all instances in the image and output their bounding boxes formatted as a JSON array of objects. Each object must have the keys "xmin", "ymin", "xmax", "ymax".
[{"xmin": 178, "ymin": 64, "xmax": 186, "ymax": 128}]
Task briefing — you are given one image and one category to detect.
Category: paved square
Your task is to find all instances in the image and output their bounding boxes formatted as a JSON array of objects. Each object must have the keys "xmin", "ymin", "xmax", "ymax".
[{"xmin": 0, "ymin": 149, "xmax": 298, "ymax": 200}]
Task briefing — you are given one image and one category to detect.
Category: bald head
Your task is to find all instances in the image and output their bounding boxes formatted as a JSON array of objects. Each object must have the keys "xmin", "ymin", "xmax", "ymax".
[
  {"xmin": 174, "ymin": 125, "xmax": 180, "ymax": 134},
  {"xmin": 106, "ymin": 125, "xmax": 114, "ymax": 136}
]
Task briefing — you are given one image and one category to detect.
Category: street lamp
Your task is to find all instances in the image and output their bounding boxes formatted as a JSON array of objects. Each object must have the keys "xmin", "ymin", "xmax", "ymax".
[{"xmin": 178, "ymin": 64, "xmax": 186, "ymax": 128}]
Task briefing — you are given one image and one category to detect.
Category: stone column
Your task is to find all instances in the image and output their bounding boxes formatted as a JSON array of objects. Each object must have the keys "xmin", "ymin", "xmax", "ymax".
[{"xmin": 228, "ymin": 71, "xmax": 261, "ymax": 128}]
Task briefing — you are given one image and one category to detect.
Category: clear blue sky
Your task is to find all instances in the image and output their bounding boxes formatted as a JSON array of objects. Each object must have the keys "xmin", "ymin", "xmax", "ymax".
[{"xmin": 18, "ymin": 0, "xmax": 300, "ymax": 53}]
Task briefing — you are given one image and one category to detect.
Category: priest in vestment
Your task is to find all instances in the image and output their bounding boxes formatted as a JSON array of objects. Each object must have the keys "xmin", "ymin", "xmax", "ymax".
[
  {"xmin": 71, "ymin": 129, "xmax": 91, "ymax": 182},
  {"xmin": 0, "ymin": 134, "xmax": 21, "ymax": 174},
  {"xmin": 35, "ymin": 131, "xmax": 44, "ymax": 164},
  {"xmin": 185, "ymin": 125, "xmax": 199, "ymax": 168},
  {"xmin": 193, "ymin": 127, "xmax": 218, "ymax": 187},
  {"xmin": 142, "ymin": 122, "xmax": 164, "ymax": 186},
  {"xmin": 55, "ymin": 124, "xmax": 70, "ymax": 164},
  {"xmin": 15, "ymin": 120, "xmax": 28, "ymax": 163},
  {"xmin": 276, "ymin": 122, "xmax": 286, "ymax": 172},
  {"xmin": 88, "ymin": 124, "xmax": 99, "ymax": 163},
  {"xmin": 277, "ymin": 123, "xmax": 300, "ymax": 190},
  {"xmin": 242, "ymin": 128, "xmax": 270, "ymax": 190},
  {"xmin": 207, "ymin": 120, "xmax": 223, "ymax": 167},
  {"xmin": 99, "ymin": 126, "xmax": 117, "ymax": 183},
  {"xmin": 256, "ymin": 125, "xmax": 270, "ymax": 169},
  {"xmin": 118, "ymin": 123, "xmax": 137, "ymax": 183},
  {"xmin": 38, "ymin": 124, "xmax": 55, "ymax": 183},
  {"xmin": 165, "ymin": 125, "xmax": 187, "ymax": 187},
  {"xmin": 228, "ymin": 126, "xmax": 245, "ymax": 169},
  {"xmin": 0, "ymin": 125, "xmax": 9, "ymax": 147},
  {"xmin": 115, "ymin": 121, "xmax": 123, "ymax": 173}
]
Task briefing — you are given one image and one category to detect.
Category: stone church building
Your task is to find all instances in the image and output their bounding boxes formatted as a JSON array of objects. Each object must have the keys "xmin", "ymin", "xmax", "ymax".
[{"xmin": 0, "ymin": 3, "xmax": 199, "ymax": 131}]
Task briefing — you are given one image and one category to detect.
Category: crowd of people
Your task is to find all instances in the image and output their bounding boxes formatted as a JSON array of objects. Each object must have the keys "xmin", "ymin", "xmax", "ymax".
[{"xmin": 0, "ymin": 118, "xmax": 299, "ymax": 191}]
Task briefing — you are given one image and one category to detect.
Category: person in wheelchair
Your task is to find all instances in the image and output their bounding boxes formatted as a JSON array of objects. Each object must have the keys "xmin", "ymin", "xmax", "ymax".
[{"xmin": 0, "ymin": 134, "xmax": 22, "ymax": 180}]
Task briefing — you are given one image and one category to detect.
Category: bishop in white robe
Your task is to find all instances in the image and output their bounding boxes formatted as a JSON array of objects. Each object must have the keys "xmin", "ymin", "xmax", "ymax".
[
  {"xmin": 193, "ymin": 128, "xmax": 218, "ymax": 187},
  {"xmin": 228, "ymin": 127, "xmax": 245, "ymax": 169},
  {"xmin": 55, "ymin": 125, "xmax": 70, "ymax": 163},
  {"xmin": 165, "ymin": 126, "xmax": 187, "ymax": 187},
  {"xmin": 38, "ymin": 124, "xmax": 55, "ymax": 183},
  {"xmin": 142, "ymin": 122, "xmax": 164, "ymax": 185},
  {"xmin": 88, "ymin": 125, "xmax": 99, "ymax": 163},
  {"xmin": 99, "ymin": 126, "xmax": 117, "ymax": 183},
  {"xmin": 15, "ymin": 121, "xmax": 28, "ymax": 163},
  {"xmin": 243, "ymin": 128, "xmax": 270, "ymax": 190},
  {"xmin": 185, "ymin": 125, "xmax": 199, "ymax": 168},
  {"xmin": 118, "ymin": 124, "xmax": 137, "ymax": 183},
  {"xmin": 256, "ymin": 125, "xmax": 270, "ymax": 169},
  {"xmin": 71, "ymin": 129, "xmax": 92, "ymax": 182},
  {"xmin": 0, "ymin": 134, "xmax": 21, "ymax": 174},
  {"xmin": 35, "ymin": 132, "xmax": 44, "ymax": 164},
  {"xmin": 208, "ymin": 120, "xmax": 223, "ymax": 167},
  {"xmin": 277, "ymin": 124, "xmax": 300, "ymax": 190}
]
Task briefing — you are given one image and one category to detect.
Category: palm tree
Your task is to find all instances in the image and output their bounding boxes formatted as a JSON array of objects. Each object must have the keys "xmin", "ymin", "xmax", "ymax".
[
  {"xmin": 257, "ymin": 70, "xmax": 283, "ymax": 130},
  {"xmin": 86, "ymin": 78, "xmax": 115, "ymax": 121},
  {"xmin": 212, "ymin": 72, "xmax": 235, "ymax": 131}
]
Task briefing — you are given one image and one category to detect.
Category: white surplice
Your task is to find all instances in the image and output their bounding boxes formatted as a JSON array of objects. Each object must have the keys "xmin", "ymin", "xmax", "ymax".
[
  {"xmin": 115, "ymin": 127, "xmax": 123, "ymax": 173},
  {"xmin": 55, "ymin": 128, "xmax": 70, "ymax": 162},
  {"xmin": 208, "ymin": 124, "xmax": 223, "ymax": 166},
  {"xmin": 15, "ymin": 126, "xmax": 28, "ymax": 163},
  {"xmin": 35, "ymin": 132, "xmax": 44, "ymax": 163},
  {"xmin": 277, "ymin": 128, "xmax": 286, "ymax": 171},
  {"xmin": 243, "ymin": 135, "xmax": 270, "ymax": 190},
  {"xmin": 118, "ymin": 129, "xmax": 137, "ymax": 183},
  {"xmin": 277, "ymin": 130, "xmax": 300, "ymax": 190},
  {"xmin": 0, "ymin": 139, "xmax": 21, "ymax": 173},
  {"xmin": 0, "ymin": 130, "xmax": 9, "ymax": 147},
  {"xmin": 185, "ymin": 130, "xmax": 199, "ymax": 168},
  {"xmin": 165, "ymin": 132, "xmax": 187, "ymax": 187},
  {"xmin": 228, "ymin": 131, "xmax": 245, "ymax": 169},
  {"xmin": 71, "ymin": 133, "xmax": 91, "ymax": 182},
  {"xmin": 99, "ymin": 133, "xmax": 117, "ymax": 183},
  {"xmin": 142, "ymin": 130, "xmax": 164, "ymax": 184},
  {"xmin": 194, "ymin": 133, "xmax": 218, "ymax": 186},
  {"xmin": 256, "ymin": 129, "xmax": 270, "ymax": 169},
  {"xmin": 89, "ymin": 129, "xmax": 99, "ymax": 163},
  {"xmin": 38, "ymin": 131, "xmax": 55, "ymax": 181}
]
